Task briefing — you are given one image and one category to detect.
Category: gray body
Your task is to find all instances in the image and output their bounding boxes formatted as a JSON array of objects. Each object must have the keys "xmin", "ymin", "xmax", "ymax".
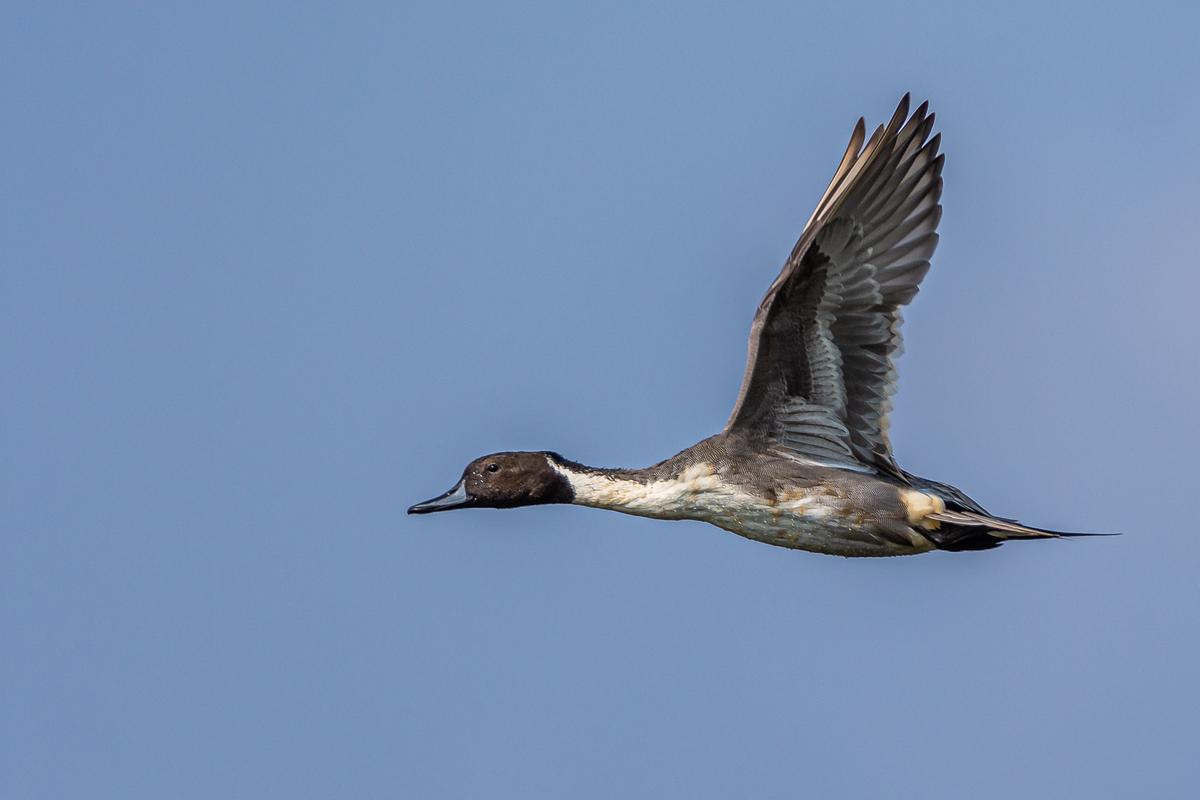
[{"xmin": 550, "ymin": 433, "xmax": 934, "ymax": 557}]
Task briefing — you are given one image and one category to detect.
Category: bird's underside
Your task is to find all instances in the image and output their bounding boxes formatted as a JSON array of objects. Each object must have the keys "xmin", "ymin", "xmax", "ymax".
[{"xmin": 553, "ymin": 433, "xmax": 1075, "ymax": 557}]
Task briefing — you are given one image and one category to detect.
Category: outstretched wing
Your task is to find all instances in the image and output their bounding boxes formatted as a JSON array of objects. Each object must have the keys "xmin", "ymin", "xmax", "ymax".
[{"xmin": 725, "ymin": 95, "xmax": 942, "ymax": 476}]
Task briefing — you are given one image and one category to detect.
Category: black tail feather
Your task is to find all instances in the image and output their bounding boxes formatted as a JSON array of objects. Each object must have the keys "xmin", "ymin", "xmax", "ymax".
[{"xmin": 924, "ymin": 509, "xmax": 1117, "ymax": 552}]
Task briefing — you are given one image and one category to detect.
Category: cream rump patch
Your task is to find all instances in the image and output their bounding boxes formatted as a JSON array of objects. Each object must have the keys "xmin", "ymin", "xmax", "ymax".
[{"xmin": 900, "ymin": 490, "xmax": 946, "ymax": 530}]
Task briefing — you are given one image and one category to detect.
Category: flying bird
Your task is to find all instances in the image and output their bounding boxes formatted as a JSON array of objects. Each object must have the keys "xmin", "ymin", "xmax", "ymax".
[{"xmin": 410, "ymin": 95, "xmax": 1099, "ymax": 556}]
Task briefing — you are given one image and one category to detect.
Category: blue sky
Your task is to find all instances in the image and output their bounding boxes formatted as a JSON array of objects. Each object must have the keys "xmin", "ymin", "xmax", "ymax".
[{"xmin": 4, "ymin": 1, "xmax": 1198, "ymax": 797}]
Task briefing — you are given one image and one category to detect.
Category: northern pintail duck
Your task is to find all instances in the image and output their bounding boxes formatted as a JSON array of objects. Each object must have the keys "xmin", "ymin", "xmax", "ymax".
[{"xmin": 410, "ymin": 95, "xmax": 1098, "ymax": 557}]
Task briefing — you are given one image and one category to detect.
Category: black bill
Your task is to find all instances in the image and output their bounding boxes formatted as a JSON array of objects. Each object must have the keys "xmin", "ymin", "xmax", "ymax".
[{"xmin": 408, "ymin": 480, "xmax": 474, "ymax": 514}]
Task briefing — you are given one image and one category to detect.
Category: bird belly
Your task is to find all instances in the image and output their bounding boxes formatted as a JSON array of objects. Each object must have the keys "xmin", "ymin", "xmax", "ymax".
[
  {"xmin": 571, "ymin": 465, "xmax": 934, "ymax": 557},
  {"xmin": 694, "ymin": 490, "xmax": 934, "ymax": 558}
]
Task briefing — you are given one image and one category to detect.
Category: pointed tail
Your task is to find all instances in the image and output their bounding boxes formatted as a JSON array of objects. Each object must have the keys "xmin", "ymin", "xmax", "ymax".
[{"xmin": 924, "ymin": 509, "xmax": 1116, "ymax": 552}]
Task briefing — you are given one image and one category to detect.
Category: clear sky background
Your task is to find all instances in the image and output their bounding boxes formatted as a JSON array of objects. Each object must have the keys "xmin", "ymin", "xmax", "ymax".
[{"xmin": 4, "ymin": 1, "xmax": 1198, "ymax": 797}]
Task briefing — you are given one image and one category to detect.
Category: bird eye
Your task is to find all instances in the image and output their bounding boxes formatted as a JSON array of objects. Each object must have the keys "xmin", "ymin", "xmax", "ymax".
[{"xmin": 486, "ymin": 463, "xmax": 499, "ymax": 473}]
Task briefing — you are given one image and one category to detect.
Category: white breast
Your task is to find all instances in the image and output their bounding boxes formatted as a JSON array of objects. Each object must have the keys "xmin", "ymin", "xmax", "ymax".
[{"xmin": 559, "ymin": 462, "xmax": 733, "ymax": 518}]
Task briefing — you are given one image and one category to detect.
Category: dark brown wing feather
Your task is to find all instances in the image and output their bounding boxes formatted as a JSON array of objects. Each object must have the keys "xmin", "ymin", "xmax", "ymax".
[{"xmin": 725, "ymin": 95, "xmax": 943, "ymax": 475}]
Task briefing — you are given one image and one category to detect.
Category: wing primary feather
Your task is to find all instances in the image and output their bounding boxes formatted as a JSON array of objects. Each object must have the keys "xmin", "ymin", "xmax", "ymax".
[{"xmin": 727, "ymin": 95, "xmax": 943, "ymax": 475}]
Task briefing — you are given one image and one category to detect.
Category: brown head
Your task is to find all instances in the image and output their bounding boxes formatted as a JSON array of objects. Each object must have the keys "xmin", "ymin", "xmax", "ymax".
[{"xmin": 407, "ymin": 451, "xmax": 575, "ymax": 514}]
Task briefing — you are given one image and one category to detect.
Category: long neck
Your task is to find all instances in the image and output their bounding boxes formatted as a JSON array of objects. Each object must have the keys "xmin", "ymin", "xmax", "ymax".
[{"xmin": 549, "ymin": 457, "xmax": 717, "ymax": 519}]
